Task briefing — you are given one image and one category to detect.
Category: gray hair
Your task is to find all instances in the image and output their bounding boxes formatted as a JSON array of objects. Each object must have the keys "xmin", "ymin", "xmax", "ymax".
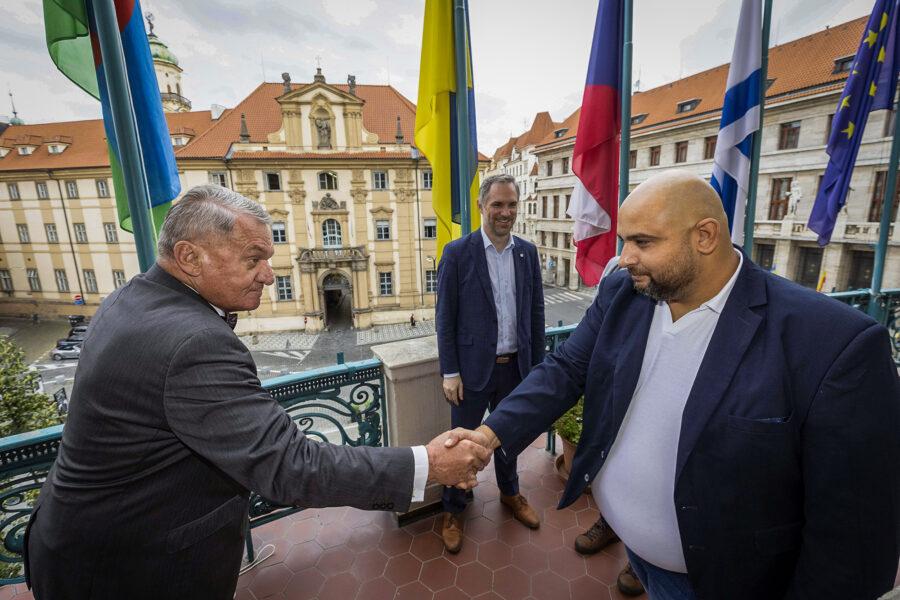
[
  {"xmin": 157, "ymin": 184, "xmax": 272, "ymax": 258},
  {"xmin": 478, "ymin": 174, "xmax": 520, "ymax": 205}
]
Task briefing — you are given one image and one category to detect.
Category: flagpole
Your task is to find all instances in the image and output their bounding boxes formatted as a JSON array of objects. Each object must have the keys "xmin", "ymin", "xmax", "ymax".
[
  {"xmin": 93, "ymin": 0, "xmax": 157, "ymax": 272},
  {"xmin": 453, "ymin": 0, "xmax": 472, "ymax": 236},
  {"xmin": 617, "ymin": 0, "xmax": 633, "ymax": 253},
  {"xmin": 743, "ymin": 0, "xmax": 773, "ymax": 257},
  {"xmin": 869, "ymin": 100, "xmax": 900, "ymax": 320}
]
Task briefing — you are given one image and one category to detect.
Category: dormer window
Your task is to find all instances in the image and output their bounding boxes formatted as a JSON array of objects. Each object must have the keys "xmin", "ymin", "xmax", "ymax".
[
  {"xmin": 676, "ymin": 99, "xmax": 700, "ymax": 114},
  {"xmin": 0, "ymin": 148, "xmax": 9, "ymax": 158},
  {"xmin": 48, "ymin": 145, "xmax": 63, "ymax": 154},
  {"xmin": 17, "ymin": 146, "xmax": 34, "ymax": 156},
  {"xmin": 766, "ymin": 78, "xmax": 776, "ymax": 90},
  {"xmin": 833, "ymin": 55, "xmax": 854, "ymax": 74},
  {"xmin": 631, "ymin": 113, "xmax": 648, "ymax": 125},
  {"xmin": 171, "ymin": 136, "xmax": 188, "ymax": 147},
  {"xmin": 553, "ymin": 128, "xmax": 568, "ymax": 139}
]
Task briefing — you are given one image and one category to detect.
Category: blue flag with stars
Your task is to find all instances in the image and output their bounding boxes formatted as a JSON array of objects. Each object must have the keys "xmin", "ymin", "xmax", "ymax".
[{"xmin": 808, "ymin": 0, "xmax": 900, "ymax": 245}]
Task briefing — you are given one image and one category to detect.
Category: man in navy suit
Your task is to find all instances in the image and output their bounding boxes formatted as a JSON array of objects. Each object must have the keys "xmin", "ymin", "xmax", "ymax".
[
  {"xmin": 436, "ymin": 173, "xmax": 545, "ymax": 552},
  {"xmin": 465, "ymin": 171, "xmax": 900, "ymax": 599}
]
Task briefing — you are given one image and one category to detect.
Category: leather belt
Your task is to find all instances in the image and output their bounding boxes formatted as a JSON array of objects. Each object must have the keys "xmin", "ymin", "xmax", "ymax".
[{"xmin": 495, "ymin": 352, "xmax": 517, "ymax": 364}]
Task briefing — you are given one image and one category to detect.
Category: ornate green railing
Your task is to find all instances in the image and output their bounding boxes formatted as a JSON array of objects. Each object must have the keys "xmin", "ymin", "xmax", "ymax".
[
  {"xmin": 827, "ymin": 288, "xmax": 900, "ymax": 364},
  {"xmin": 0, "ymin": 358, "xmax": 387, "ymax": 585},
  {"xmin": 543, "ymin": 324, "xmax": 577, "ymax": 455}
]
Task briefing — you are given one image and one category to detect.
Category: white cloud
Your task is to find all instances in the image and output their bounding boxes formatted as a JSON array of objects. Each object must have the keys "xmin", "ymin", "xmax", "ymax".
[
  {"xmin": 321, "ymin": 0, "xmax": 378, "ymax": 26},
  {"xmin": 387, "ymin": 14, "xmax": 422, "ymax": 46}
]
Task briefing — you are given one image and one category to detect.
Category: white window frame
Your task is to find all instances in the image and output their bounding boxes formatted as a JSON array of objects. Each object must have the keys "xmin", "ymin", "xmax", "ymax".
[
  {"xmin": 372, "ymin": 171, "xmax": 388, "ymax": 190},
  {"xmin": 375, "ymin": 219, "xmax": 391, "ymax": 240},
  {"xmin": 425, "ymin": 269, "xmax": 437, "ymax": 293},
  {"xmin": 74, "ymin": 223, "xmax": 88, "ymax": 243},
  {"xmin": 422, "ymin": 170, "xmax": 433, "ymax": 190},
  {"xmin": 36, "ymin": 182, "xmax": 49, "ymax": 199},
  {"xmin": 272, "ymin": 222, "xmax": 287, "ymax": 243},
  {"xmin": 379, "ymin": 271, "xmax": 393, "ymax": 296},
  {"xmin": 423, "ymin": 218, "xmax": 437, "ymax": 239},
  {"xmin": 208, "ymin": 171, "xmax": 228, "ymax": 187},
  {"xmin": 16, "ymin": 224, "xmax": 29, "ymax": 243},
  {"xmin": 322, "ymin": 219, "xmax": 342, "ymax": 248},
  {"xmin": 65, "ymin": 180, "xmax": 79, "ymax": 199},
  {"xmin": 276, "ymin": 275, "xmax": 293, "ymax": 301},
  {"xmin": 55, "ymin": 269, "xmax": 69, "ymax": 292},
  {"xmin": 0, "ymin": 269, "xmax": 12, "ymax": 292},
  {"xmin": 113, "ymin": 270, "xmax": 127, "ymax": 288},
  {"xmin": 45, "ymin": 223, "xmax": 58, "ymax": 243},
  {"xmin": 7, "ymin": 183, "xmax": 20, "ymax": 200},
  {"xmin": 27, "ymin": 269, "xmax": 41, "ymax": 292},
  {"xmin": 83, "ymin": 269, "xmax": 98, "ymax": 293},
  {"xmin": 318, "ymin": 171, "xmax": 338, "ymax": 190},
  {"xmin": 96, "ymin": 179, "xmax": 110, "ymax": 198},
  {"xmin": 264, "ymin": 171, "xmax": 282, "ymax": 191},
  {"xmin": 104, "ymin": 223, "xmax": 118, "ymax": 243}
]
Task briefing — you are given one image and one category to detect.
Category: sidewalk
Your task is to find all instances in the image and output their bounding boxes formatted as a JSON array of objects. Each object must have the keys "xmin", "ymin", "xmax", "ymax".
[{"xmin": 0, "ymin": 317, "xmax": 69, "ymax": 363}]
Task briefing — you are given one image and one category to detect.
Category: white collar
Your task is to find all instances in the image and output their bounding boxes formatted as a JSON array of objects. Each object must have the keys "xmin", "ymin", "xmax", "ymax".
[
  {"xmin": 697, "ymin": 249, "xmax": 743, "ymax": 315},
  {"xmin": 480, "ymin": 226, "xmax": 515, "ymax": 252},
  {"xmin": 182, "ymin": 281, "xmax": 226, "ymax": 317}
]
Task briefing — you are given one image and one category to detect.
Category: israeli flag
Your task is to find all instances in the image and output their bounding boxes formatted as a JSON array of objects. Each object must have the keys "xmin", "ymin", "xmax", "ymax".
[{"xmin": 710, "ymin": 0, "xmax": 762, "ymax": 246}]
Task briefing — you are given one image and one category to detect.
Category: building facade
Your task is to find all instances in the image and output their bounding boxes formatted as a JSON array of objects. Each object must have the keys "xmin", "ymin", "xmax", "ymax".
[{"xmin": 523, "ymin": 16, "xmax": 899, "ymax": 291}]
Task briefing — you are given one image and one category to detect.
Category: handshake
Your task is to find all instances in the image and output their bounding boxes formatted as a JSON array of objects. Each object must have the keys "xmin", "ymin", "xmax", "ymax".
[{"xmin": 425, "ymin": 425, "xmax": 500, "ymax": 489}]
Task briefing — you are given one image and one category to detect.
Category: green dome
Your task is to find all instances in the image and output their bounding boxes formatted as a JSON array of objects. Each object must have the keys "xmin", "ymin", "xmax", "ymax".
[{"xmin": 148, "ymin": 34, "xmax": 178, "ymax": 66}]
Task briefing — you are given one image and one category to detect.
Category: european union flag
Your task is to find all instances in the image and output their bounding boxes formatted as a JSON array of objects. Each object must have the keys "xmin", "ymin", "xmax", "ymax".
[{"xmin": 808, "ymin": 0, "xmax": 900, "ymax": 245}]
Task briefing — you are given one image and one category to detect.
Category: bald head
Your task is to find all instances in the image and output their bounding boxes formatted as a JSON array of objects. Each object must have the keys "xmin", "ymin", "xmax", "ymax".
[{"xmin": 621, "ymin": 170, "xmax": 729, "ymax": 233}]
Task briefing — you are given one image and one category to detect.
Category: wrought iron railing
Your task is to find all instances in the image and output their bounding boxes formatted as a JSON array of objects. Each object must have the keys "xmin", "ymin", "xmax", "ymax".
[
  {"xmin": 543, "ymin": 324, "xmax": 577, "ymax": 455},
  {"xmin": 0, "ymin": 358, "xmax": 387, "ymax": 584},
  {"xmin": 827, "ymin": 288, "xmax": 900, "ymax": 364}
]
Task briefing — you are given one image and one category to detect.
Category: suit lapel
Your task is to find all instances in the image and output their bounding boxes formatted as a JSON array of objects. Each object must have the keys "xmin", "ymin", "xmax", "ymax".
[
  {"xmin": 513, "ymin": 237, "xmax": 526, "ymax": 323},
  {"xmin": 675, "ymin": 260, "xmax": 766, "ymax": 483},
  {"xmin": 470, "ymin": 232, "xmax": 496, "ymax": 315},
  {"xmin": 611, "ymin": 296, "xmax": 656, "ymax": 424}
]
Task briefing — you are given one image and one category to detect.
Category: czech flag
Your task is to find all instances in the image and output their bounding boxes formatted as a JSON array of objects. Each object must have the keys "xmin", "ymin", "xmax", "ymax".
[
  {"xmin": 566, "ymin": 0, "xmax": 622, "ymax": 286},
  {"xmin": 44, "ymin": 0, "xmax": 179, "ymax": 233}
]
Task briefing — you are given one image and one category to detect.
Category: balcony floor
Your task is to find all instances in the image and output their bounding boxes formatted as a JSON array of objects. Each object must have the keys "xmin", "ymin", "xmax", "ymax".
[{"xmin": 4, "ymin": 437, "xmax": 899, "ymax": 600}]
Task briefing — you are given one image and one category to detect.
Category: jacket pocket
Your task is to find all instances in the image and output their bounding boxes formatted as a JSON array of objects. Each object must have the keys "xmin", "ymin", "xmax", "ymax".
[
  {"xmin": 754, "ymin": 521, "xmax": 802, "ymax": 556},
  {"xmin": 727, "ymin": 413, "xmax": 793, "ymax": 435},
  {"xmin": 166, "ymin": 495, "xmax": 246, "ymax": 554}
]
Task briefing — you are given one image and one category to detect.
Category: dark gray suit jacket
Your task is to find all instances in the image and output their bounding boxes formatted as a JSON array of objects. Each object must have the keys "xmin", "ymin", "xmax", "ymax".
[{"xmin": 25, "ymin": 264, "xmax": 415, "ymax": 600}]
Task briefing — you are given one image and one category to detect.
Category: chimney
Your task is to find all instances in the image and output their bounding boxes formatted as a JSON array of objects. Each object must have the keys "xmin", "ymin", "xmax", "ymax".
[
  {"xmin": 239, "ymin": 113, "xmax": 250, "ymax": 143},
  {"xmin": 395, "ymin": 115, "xmax": 404, "ymax": 144}
]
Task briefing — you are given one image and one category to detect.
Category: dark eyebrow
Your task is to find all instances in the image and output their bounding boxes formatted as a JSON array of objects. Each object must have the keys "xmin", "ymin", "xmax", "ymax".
[
  {"xmin": 617, "ymin": 233, "xmax": 662, "ymax": 242},
  {"xmin": 243, "ymin": 244, "xmax": 270, "ymax": 256}
]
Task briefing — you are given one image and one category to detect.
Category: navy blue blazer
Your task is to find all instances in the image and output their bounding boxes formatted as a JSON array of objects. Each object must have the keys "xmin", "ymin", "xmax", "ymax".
[
  {"xmin": 436, "ymin": 230, "xmax": 545, "ymax": 392},
  {"xmin": 484, "ymin": 256, "xmax": 900, "ymax": 599}
]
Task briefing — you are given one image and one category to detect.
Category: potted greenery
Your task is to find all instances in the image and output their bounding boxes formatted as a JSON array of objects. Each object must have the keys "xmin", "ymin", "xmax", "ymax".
[{"xmin": 553, "ymin": 397, "xmax": 583, "ymax": 481}]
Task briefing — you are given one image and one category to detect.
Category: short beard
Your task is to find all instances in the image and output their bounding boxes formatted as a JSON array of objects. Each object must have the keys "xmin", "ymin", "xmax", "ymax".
[{"xmin": 631, "ymin": 245, "xmax": 698, "ymax": 302}]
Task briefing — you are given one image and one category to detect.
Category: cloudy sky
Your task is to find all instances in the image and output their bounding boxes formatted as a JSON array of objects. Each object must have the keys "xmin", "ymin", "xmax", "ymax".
[{"xmin": 1, "ymin": 0, "xmax": 874, "ymax": 154}]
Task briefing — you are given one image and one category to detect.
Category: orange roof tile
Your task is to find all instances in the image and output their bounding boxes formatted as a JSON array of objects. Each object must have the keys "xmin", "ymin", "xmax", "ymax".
[
  {"xmin": 231, "ymin": 150, "xmax": 413, "ymax": 160},
  {"xmin": 535, "ymin": 15, "xmax": 866, "ymax": 148},
  {"xmin": 491, "ymin": 111, "xmax": 563, "ymax": 161}
]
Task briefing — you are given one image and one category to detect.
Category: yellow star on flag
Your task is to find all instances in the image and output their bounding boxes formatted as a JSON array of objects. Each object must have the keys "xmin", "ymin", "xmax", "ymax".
[
  {"xmin": 870, "ymin": 82, "xmax": 878, "ymax": 96},
  {"xmin": 841, "ymin": 95, "xmax": 851, "ymax": 110},
  {"xmin": 842, "ymin": 121, "xmax": 855, "ymax": 139},
  {"xmin": 879, "ymin": 46, "xmax": 886, "ymax": 62},
  {"xmin": 852, "ymin": 69, "xmax": 859, "ymax": 75},
  {"xmin": 866, "ymin": 29, "xmax": 878, "ymax": 48},
  {"xmin": 881, "ymin": 12, "xmax": 889, "ymax": 30}
]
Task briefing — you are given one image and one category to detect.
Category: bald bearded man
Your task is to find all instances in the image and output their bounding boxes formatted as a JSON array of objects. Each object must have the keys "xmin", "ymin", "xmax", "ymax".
[{"xmin": 465, "ymin": 171, "xmax": 900, "ymax": 599}]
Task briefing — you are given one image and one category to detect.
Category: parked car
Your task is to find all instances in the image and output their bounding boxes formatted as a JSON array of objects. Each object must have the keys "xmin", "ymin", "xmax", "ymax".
[
  {"xmin": 68, "ymin": 325, "xmax": 89, "ymax": 337},
  {"xmin": 51, "ymin": 344, "xmax": 81, "ymax": 361},
  {"xmin": 67, "ymin": 315, "xmax": 86, "ymax": 327},
  {"xmin": 57, "ymin": 332, "xmax": 86, "ymax": 345}
]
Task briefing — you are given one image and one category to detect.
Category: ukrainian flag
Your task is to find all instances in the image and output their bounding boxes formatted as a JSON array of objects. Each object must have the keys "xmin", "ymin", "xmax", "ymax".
[{"xmin": 415, "ymin": 0, "xmax": 480, "ymax": 261}]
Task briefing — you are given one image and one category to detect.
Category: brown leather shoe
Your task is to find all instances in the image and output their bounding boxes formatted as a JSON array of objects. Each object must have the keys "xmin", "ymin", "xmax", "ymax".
[
  {"xmin": 441, "ymin": 512, "xmax": 463, "ymax": 553},
  {"xmin": 617, "ymin": 562, "xmax": 645, "ymax": 597},
  {"xmin": 574, "ymin": 516, "xmax": 620, "ymax": 555},
  {"xmin": 500, "ymin": 494, "xmax": 540, "ymax": 529}
]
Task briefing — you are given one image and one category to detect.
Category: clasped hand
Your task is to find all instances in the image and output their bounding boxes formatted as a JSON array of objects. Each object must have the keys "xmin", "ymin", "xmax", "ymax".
[{"xmin": 426, "ymin": 427, "xmax": 494, "ymax": 490}]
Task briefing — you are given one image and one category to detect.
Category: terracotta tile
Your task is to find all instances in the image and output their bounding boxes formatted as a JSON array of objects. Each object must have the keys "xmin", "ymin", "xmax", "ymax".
[
  {"xmin": 472, "ymin": 593, "xmax": 504, "ymax": 600},
  {"xmin": 464, "ymin": 517, "xmax": 498, "ymax": 543},
  {"xmin": 482, "ymin": 499, "xmax": 511, "ymax": 524},
  {"xmin": 548, "ymin": 547, "xmax": 586, "ymax": 580},
  {"xmin": 234, "ymin": 588, "xmax": 255, "ymax": 600},
  {"xmin": 342, "ymin": 508, "xmax": 374, "ymax": 528},
  {"xmin": 545, "ymin": 508, "xmax": 578, "ymax": 531},
  {"xmin": 284, "ymin": 569, "xmax": 325, "ymax": 600},
  {"xmin": 531, "ymin": 570, "xmax": 571, "ymax": 600},
  {"xmin": 317, "ymin": 545, "xmax": 355, "ymax": 576},
  {"xmin": 575, "ymin": 508, "xmax": 600, "ymax": 529},
  {"xmin": 0, "ymin": 588, "xmax": 16, "ymax": 600},
  {"xmin": 10, "ymin": 592, "xmax": 31, "ymax": 600},
  {"xmin": 290, "ymin": 508, "xmax": 318, "ymax": 522},
  {"xmin": 567, "ymin": 494, "xmax": 591, "ymax": 512},
  {"xmin": 609, "ymin": 585, "xmax": 647, "ymax": 600},
  {"xmin": 497, "ymin": 519, "xmax": 532, "ymax": 547},
  {"xmin": 603, "ymin": 541, "xmax": 628, "ymax": 561},
  {"xmin": 406, "ymin": 516, "xmax": 437, "ymax": 535},
  {"xmin": 512, "ymin": 543, "xmax": 550, "ymax": 574},
  {"xmin": 385, "ymin": 553, "xmax": 422, "ymax": 586},
  {"xmin": 420, "ymin": 557, "xmax": 458, "ymax": 592},
  {"xmin": 434, "ymin": 586, "xmax": 471, "ymax": 600},
  {"xmin": 255, "ymin": 517, "xmax": 291, "ymax": 541},
  {"xmin": 347, "ymin": 522, "xmax": 383, "ymax": 553},
  {"xmin": 529, "ymin": 523, "xmax": 565, "ymax": 551},
  {"xmin": 369, "ymin": 510, "xmax": 398, "ymax": 531},
  {"xmin": 356, "ymin": 576, "xmax": 396, "ymax": 600},
  {"xmin": 284, "ymin": 540, "xmax": 324, "ymax": 574},
  {"xmin": 411, "ymin": 531, "xmax": 445, "ymax": 561},
  {"xmin": 249, "ymin": 563, "xmax": 293, "ymax": 598},
  {"xmin": 444, "ymin": 536, "xmax": 479, "ymax": 566},
  {"xmin": 351, "ymin": 548, "xmax": 389, "ymax": 582},
  {"xmin": 540, "ymin": 474, "xmax": 565, "ymax": 493},
  {"xmin": 562, "ymin": 526, "xmax": 587, "ymax": 550},
  {"xmin": 518, "ymin": 470, "xmax": 542, "ymax": 490},
  {"xmin": 395, "ymin": 580, "xmax": 433, "ymax": 600},
  {"xmin": 463, "ymin": 498, "xmax": 486, "ymax": 519},
  {"xmin": 492, "ymin": 565, "xmax": 531, "ymax": 600},
  {"xmin": 456, "ymin": 561, "xmax": 493, "ymax": 596},
  {"xmin": 585, "ymin": 553, "xmax": 625, "ymax": 586},
  {"xmin": 525, "ymin": 488, "xmax": 559, "ymax": 512},
  {"xmin": 317, "ymin": 522, "xmax": 352, "ymax": 549},
  {"xmin": 259, "ymin": 536, "xmax": 296, "ymax": 566},
  {"xmin": 285, "ymin": 519, "xmax": 321, "ymax": 544},
  {"xmin": 570, "ymin": 575, "xmax": 612, "ymax": 600},
  {"xmin": 380, "ymin": 528, "xmax": 414, "ymax": 556},
  {"xmin": 474, "ymin": 481, "xmax": 501, "ymax": 502},
  {"xmin": 316, "ymin": 572, "xmax": 360, "ymax": 600},
  {"xmin": 317, "ymin": 506, "xmax": 349, "ymax": 524},
  {"xmin": 478, "ymin": 539, "xmax": 513, "ymax": 571}
]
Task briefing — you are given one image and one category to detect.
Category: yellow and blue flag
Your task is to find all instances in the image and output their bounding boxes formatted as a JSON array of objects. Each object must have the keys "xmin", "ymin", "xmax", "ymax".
[
  {"xmin": 808, "ymin": 0, "xmax": 900, "ymax": 244},
  {"xmin": 414, "ymin": 0, "xmax": 480, "ymax": 261}
]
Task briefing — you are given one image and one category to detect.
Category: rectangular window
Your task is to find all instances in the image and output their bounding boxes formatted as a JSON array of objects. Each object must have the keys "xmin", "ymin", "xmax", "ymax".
[
  {"xmin": 65, "ymin": 180, "xmax": 79, "ymax": 199},
  {"xmin": 675, "ymin": 141, "xmax": 688, "ymax": 163},
  {"xmin": 629, "ymin": 150, "xmax": 637, "ymax": 169},
  {"xmin": 96, "ymin": 179, "xmax": 110, "ymax": 198},
  {"xmin": 372, "ymin": 170, "xmax": 389, "ymax": 190},
  {"xmin": 540, "ymin": 231, "xmax": 547, "ymax": 246},
  {"xmin": 379, "ymin": 271, "xmax": 393, "ymax": 296},
  {"xmin": 423, "ymin": 218, "xmax": 437, "ymax": 239},
  {"xmin": 768, "ymin": 177, "xmax": 792, "ymax": 220},
  {"xmin": 542, "ymin": 196, "xmax": 548, "ymax": 218},
  {"xmin": 546, "ymin": 160, "xmax": 553, "ymax": 176},
  {"xmin": 884, "ymin": 109, "xmax": 896, "ymax": 138},
  {"xmin": 778, "ymin": 121, "xmax": 801, "ymax": 150},
  {"xmin": 847, "ymin": 251, "xmax": 874, "ymax": 290},
  {"xmin": 561, "ymin": 157, "xmax": 569, "ymax": 174},
  {"xmin": 27, "ymin": 268, "xmax": 41, "ymax": 292},
  {"xmin": 55, "ymin": 269, "xmax": 70, "ymax": 292},
  {"xmin": 552, "ymin": 232, "xmax": 559, "ymax": 247},
  {"xmin": 318, "ymin": 171, "xmax": 338, "ymax": 190},
  {"xmin": 74, "ymin": 223, "xmax": 88, "ymax": 243},
  {"xmin": 276, "ymin": 275, "xmax": 293, "ymax": 301},
  {"xmin": 45, "ymin": 223, "xmax": 58, "ymax": 243},
  {"xmin": 208, "ymin": 171, "xmax": 228, "ymax": 187},
  {"xmin": 425, "ymin": 269, "xmax": 437, "ymax": 293},
  {"xmin": 36, "ymin": 182, "xmax": 49, "ymax": 199},
  {"xmin": 422, "ymin": 170, "xmax": 433, "ymax": 190},
  {"xmin": 375, "ymin": 219, "xmax": 391, "ymax": 240},
  {"xmin": 104, "ymin": 223, "xmax": 118, "ymax": 243},
  {"xmin": 264, "ymin": 172, "xmax": 282, "ymax": 191},
  {"xmin": 649, "ymin": 146, "xmax": 661, "ymax": 166},
  {"xmin": 83, "ymin": 269, "xmax": 98, "ymax": 293},
  {"xmin": 552, "ymin": 195, "xmax": 559, "ymax": 219},
  {"xmin": 825, "ymin": 113, "xmax": 835, "ymax": 143},
  {"xmin": 7, "ymin": 183, "xmax": 20, "ymax": 200},
  {"xmin": 754, "ymin": 243, "xmax": 775, "ymax": 271},
  {"xmin": 703, "ymin": 136, "xmax": 717, "ymax": 160},
  {"xmin": 272, "ymin": 222, "xmax": 287, "ymax": 243},
  {"xmin": 795, "ymin": 247, "xmax": 823, "ymax": 289},
  {"xmin": 112, "ymin": 270, "xmax": 127, "ymax": 289},
  {"xmin": 564, "ymin": 232, "xmax": 571, "ymax": 247},
  {"xmin": 0, "ymin": 269, "xmax": 12, "ymax": 292},
  {"xmin": 17, "ymin": 224, "xmax": 30, "ymax": 243},
  {"xmin": 869, "ymin": 170, "xmax": 900, "ymax": 223}
]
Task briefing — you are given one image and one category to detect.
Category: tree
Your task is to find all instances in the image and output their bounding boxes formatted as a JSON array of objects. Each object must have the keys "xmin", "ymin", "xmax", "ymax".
[{"xmin": 0, "ymin": 336, "xmax": 60, "ymax": 437}]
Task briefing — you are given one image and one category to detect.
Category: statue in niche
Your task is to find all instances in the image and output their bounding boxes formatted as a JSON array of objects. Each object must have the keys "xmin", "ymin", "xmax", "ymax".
[
  {"xmin": 315, "ymin": 118, "xmax": 332, "ymax": 148},
  {"xmin": 320, "ymin": 193, "xmax": 338, "ymax": 209}
]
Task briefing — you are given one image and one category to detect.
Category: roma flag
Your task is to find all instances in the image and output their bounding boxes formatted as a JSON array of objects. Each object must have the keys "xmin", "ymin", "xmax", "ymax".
[
  {"xmin": 44, "ymin": 0, "xmax": 179, "ymax": 233},
  {"xmin": 415, "ymin": 0, "xmax": 480, "ymax": 261}
]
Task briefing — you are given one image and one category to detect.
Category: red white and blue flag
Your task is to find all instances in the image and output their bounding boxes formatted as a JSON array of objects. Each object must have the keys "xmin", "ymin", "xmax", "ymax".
[{"xmin": 566, "ymin": 0, "xmax": 622, "ymax": 286}]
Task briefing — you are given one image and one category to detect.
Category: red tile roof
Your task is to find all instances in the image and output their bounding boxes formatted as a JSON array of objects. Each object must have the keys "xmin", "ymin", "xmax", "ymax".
[
  {"xmin": 230, "ymin": 151, "xmax": 414, "ymax": 160},
  {"xmin": 492, "ymin": 111, "xmax": 563, "ymax": 161}
]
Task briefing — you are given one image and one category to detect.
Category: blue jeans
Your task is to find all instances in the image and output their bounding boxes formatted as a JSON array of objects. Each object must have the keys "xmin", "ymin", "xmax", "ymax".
[{"xmin": 626, "ymin": 547, "xmax": 698, "ymax": 600}]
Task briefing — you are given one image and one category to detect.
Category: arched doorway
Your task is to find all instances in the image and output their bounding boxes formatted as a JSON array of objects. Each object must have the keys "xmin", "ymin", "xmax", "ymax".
[{"xmin": 322, "ymin": 272, "xmax": 352, "ymax": 329}]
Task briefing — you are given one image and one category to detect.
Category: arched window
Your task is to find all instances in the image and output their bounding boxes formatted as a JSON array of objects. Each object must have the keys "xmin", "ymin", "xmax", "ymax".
[
  {"xmin": 318, "ymin": 171, "xmax": 338, "ymax": 190},
  {"xmin": 166, "ymin": 84, "xmax": 172, "ymax": 94},
  {"xmin": 176, "ymin": 82, "xmax": 182, "ymax": 96},
  {"xmin": 322, "ymin": 219, "xmax": 342, "ymax": 248}
]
